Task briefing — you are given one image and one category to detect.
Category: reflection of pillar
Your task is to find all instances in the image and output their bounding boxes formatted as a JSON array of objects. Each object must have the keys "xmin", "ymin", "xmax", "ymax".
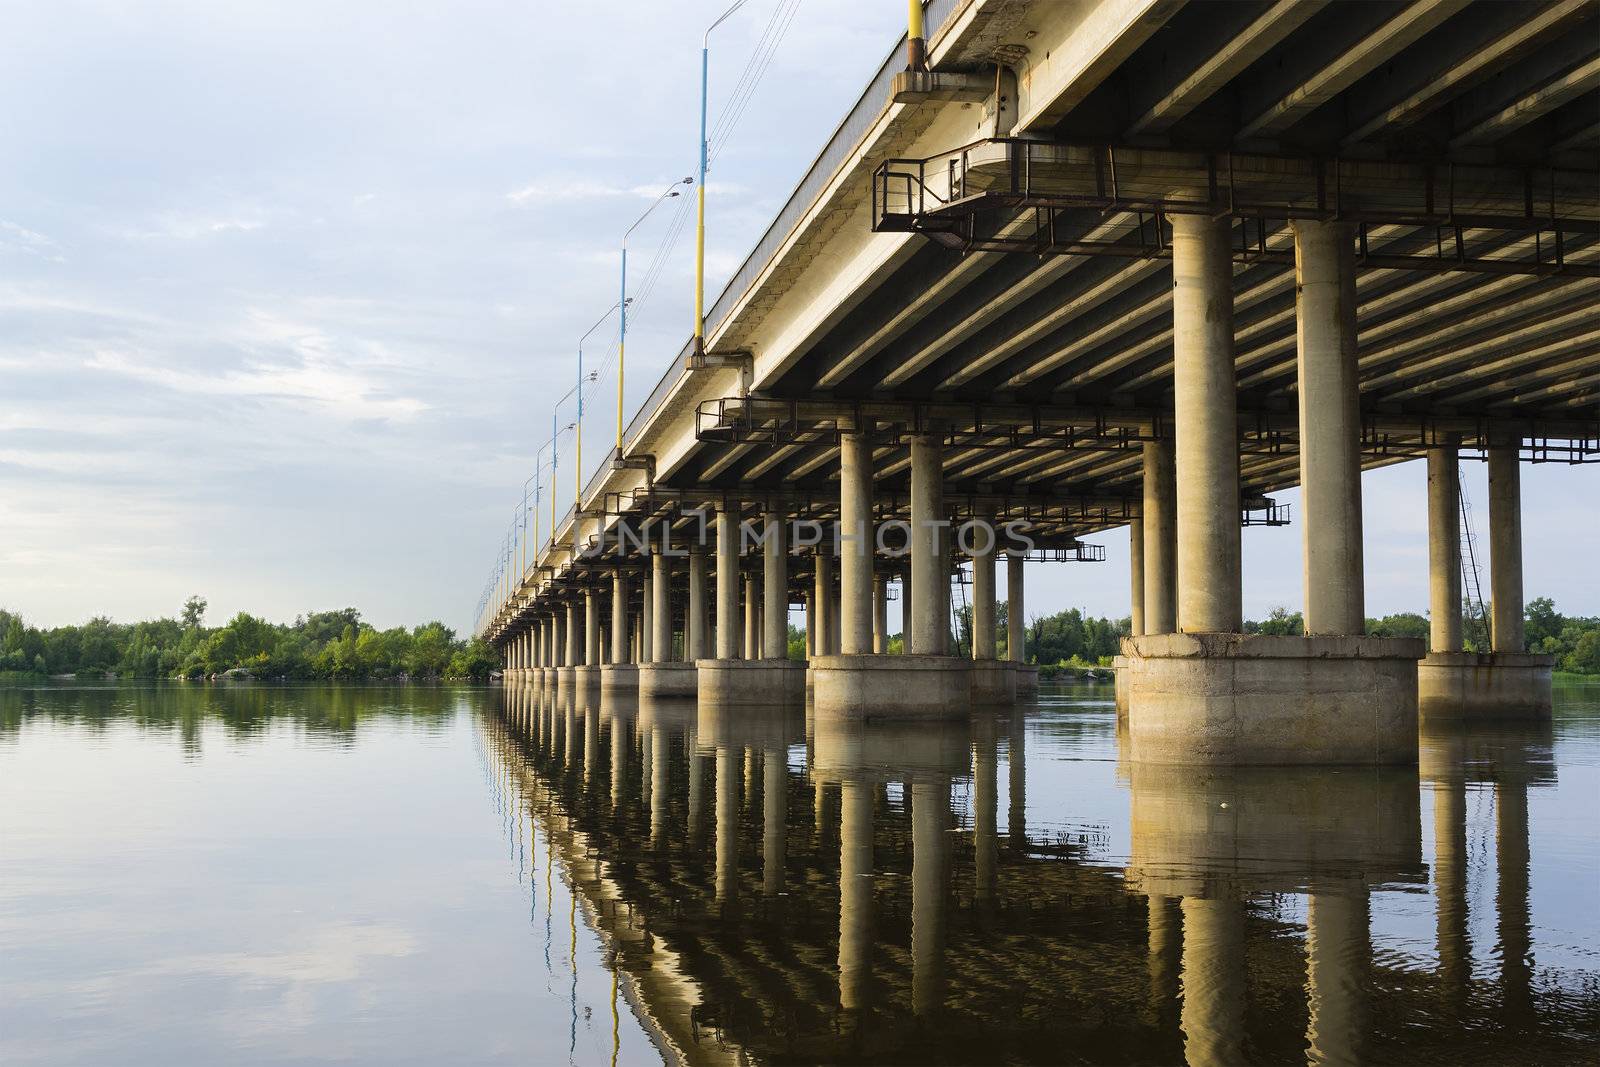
[
  {"xmin": 1306, "ymin": 882, "xmax": 1370, "ymax": 1067},
  {"xmin": 814, "ymin": 779, "xmax": 829, "ymax": 843},
  {"xmin": 1488, "ymin": 445, "xmax": 1525, "ymax": 652},
  {"xmin": 973, "ymin": 724, "xmax": 998, "ymax": 906},
  {"xmin": 1142, "ymin": 439, "xmax": 1177, "ymax": 635},
  {"xmin": 839, "ymin": 781, "xmax": 874, "ymax": 1012},
  {"xmin": 688, "ymin": 741, "xmax": 707, "ymax": 846},
  {"xmin": 1147, "ymin": 894, "xmax": 1180, "ymax": 1020},
  {"xmin": 1496, "ymin": 779, "xmax": 1532, "ymax": 1018},
  {"xmin": 1427, "ymin": 442, "xmax": 1462, "ymax": 652},
  {"xmin": 744, "ymin": 748, "xmax": 759, "ymax": 810},
  {"xmin": 563, "ymin": 692, "xmax": 577, "ymax": 764},
  {"xmin": 583, "ymin": 701, "xmax": 598, "ymax": 785},
  {"xmin": 650, "ymin": 723, "xmax": 668, "ymax": 847},
  {"xmin": 1433, "ymin": 776, "xmax": 1470, "ymax": 1009},
  {"xmin": 1007, "ymin": 714, "xmax": 1026, "ymax": 851},
  {"xmin": 763, "ymin": 746, "xmax": 786, "ymax": 897},
  {"xmin": 715, "ymin": 746, "xmax": 739, "ymax": 903},
  {"xmin": 1180, "ymin": 896, "xmax": 1246, "ymax": 1067},
  {"xmin": 1171, "ymin": 213, "xmax": 1241, "ymax": 634},
  {"xmin": 610, "ymin": 713, "xmax": 628, "ymax": 808},
  {"xmin": 911, "ymin": 780, "xmax": 950, "ymax": 1016}
]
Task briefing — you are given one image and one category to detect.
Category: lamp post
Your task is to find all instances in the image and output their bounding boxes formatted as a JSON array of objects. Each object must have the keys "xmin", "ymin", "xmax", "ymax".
[
  {"xmin": 574, "ymin": 302, "xmax": 624, "ymax": 509},
  {"xmin": 694, "ymin": 0, "xmax": 750, "ymax": 354},
  {"xmin": 620, "ymin": 178, "xmax": 692, "ymax": 449}
]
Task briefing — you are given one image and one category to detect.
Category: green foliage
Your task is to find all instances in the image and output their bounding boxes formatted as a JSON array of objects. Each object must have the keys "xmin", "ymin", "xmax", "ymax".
[
  {"xmin": 0, "ymin": 599, "xmax": 492, "ymax": 682},
  {"xmin": 1366, "ymin": 612, "xmax": 1430, "ymax": 639},
  {"xmin": 1023, "ymin": 604, "xmax": 1130, "ymax": 666},
  {"xmin": 1244, "ymin": 606, "xmax": 1303, "ymax": 636},
  {"xmin": 786, "ymin": 624, "xmax": 807, "ymax": 662}
]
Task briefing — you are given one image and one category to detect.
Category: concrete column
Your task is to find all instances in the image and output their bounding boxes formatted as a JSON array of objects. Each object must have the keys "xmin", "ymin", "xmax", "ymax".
[
  {"xmin": 688, "ymin": 550, "xmax": 709, "ymax": 660},
  {"xmin": 1142, "ymin": 439, "xmax": 1178, "ymax": 634},
  {"xmin": 813, "ymin": 552, "xmax": 834, "ymax": 657},
  {"xmin": 828, "ymin": 573, "xmax": 842, "ymax": 655},
  {"xmin": 763, "ymin": 510, "xmax": 788, "ymax": 660},
  {"xmin": 1427, "ymin": 442, "xmax": 1463, "ymax": 652},
  {"xmin": 803, "ymin": 593, "xmax": 816, "ymax": 659},
  {"xmin": 762, "ymin": 747, "xmax": 786, "ymax": 896},
  {"xmin": 872, "ymin": 575, "xmax": 889, "ymax": 653},
  {"xmin": 743, "ymin": 574, "xmax": 760, "ymax": 658},
  {"xmin": 640, "ymin": 569, "xmax": 654, "ymax": 664},
  {"xmin": 1006, "ymin": 553, "xmax": 1025, "ymax": 663},
  {"xmin": 1294, "ymin": 219, "xmax": 1364, "ymax": 635},
  {"xmin": 611, "ymin": 572, "xmax": 629, "ymax": 663},
  {"xmin": 911, "ymin": 779, "xmax": 949, "ymax": 1017},
  {"xmin": 585, "ymin": 588, "xmax": 601, "ymax": 666},
  {"xmin": 1305, "ymin": 882, "xmax": 1370, "ymax": 1067},
  {"xmin": 565, "ymin": 601, "xmax": 579, "ymax": 667},
  {"xmin": 838, "ymin": 781, "xmax": 873, "ymax": 1012},
  {"xmin": 840, "ymin": 431, "xmax": 876, "ymax": 655},
  {"xmin": 972, "ymin": 523, "xmax": 997, "ymax": 659},
  {"xmin": 1129, "ymin": 518, "xmax": 1146, "ymax": 636},
  {"xmin": 716, "ymin": 503, "xmax": 741, "ymax": 660},
  {"xmin": 910, "ymin": 434, "xmax": 947, "ymax": 655},
  {"xmin": 651, "ymin": 551, "xmax": 671, "ymax": 664},
  {"xmin": 1170, "ymin": 214, "xmax": 1241, "ymax": 634},
  {"xmin": 1180, "ymin": 896, "xmax": 1246, "ymax": 1067},
  {"xmin": 1488, "ymin": 444, "xmax": 1525, "ymax": 652}
]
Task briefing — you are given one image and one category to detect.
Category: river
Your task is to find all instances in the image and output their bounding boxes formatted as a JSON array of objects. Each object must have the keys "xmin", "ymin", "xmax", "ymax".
[{"xmin": 2, "ymin": 680, "xmax": 1597, "ymax": 1065}]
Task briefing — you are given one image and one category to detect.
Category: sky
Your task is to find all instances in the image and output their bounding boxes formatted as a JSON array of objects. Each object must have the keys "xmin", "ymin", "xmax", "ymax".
[{"xmin": 1, "ymin": 1, "xmax": 1595, "ymax": 636}]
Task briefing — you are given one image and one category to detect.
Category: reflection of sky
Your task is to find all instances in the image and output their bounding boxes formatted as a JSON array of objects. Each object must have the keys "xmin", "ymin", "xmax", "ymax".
[{"xmin": 0, "ymin": 690, "xmax": 660, "ymax": 1066}]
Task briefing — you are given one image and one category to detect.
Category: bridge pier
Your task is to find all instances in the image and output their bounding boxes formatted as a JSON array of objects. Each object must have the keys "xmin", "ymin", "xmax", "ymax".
[
  {"xmin": 969, "ymin": 520, "xmax": 1014, "ymax": 704},
  {"xmin": 639, "ymin": 544, "xmax": 696, "ymax": 698},
  {"xmin": 602, "ymin": 570, "xmax": 637, "ymax": 692},
  {"xmin": 1124, "ymin": 216, "xmax": 1421, "ymax": 765},
  {"xmin": 1419, "ymin": 441, "xmax": 1555, "ymax": 718},
  {"xmin": 700, "ymin": 505, "xmax": 805, "ymax": 707}
]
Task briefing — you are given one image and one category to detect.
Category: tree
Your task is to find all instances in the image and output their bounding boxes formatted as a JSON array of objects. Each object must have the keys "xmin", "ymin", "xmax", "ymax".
[{"xmin": 181, "ymin": 596, "xmax": 208, "ymax": 630}]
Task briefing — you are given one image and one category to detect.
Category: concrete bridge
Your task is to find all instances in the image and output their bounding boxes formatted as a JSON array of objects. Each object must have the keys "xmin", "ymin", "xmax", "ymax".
[{"xmin": 482, "ymin": 0, "xmax": 1599, "ymax": 765}]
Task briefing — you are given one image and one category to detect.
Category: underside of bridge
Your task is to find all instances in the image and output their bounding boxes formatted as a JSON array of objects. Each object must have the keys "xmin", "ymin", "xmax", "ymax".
[{"xmin": 484, "ymin": 0, "xmax": 1599, "ymax": 766}]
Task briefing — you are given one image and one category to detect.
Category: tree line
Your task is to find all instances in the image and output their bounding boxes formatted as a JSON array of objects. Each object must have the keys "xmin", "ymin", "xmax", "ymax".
[{"xmin": 0, "ymin": 597, "xmax": 499, "ymax": 681}]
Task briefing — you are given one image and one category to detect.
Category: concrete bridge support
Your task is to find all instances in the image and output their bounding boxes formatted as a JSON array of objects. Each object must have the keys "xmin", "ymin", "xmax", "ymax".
[
  {"xmin": 1124, "ymin": 216, "xmax": 1420, "ymax": 765},
  {"xmin": 640, "ymin": 545, "xmax": 696, "ymax": 698},
  {"xmin": 1419, "ymin": 441, "xmax": 1554, "ymax": 717},
  {"xmin": 701, "ymin": 505, "xmax": 805, "ymax": 706},
  {"xmin": 1142, "ymin": 440, "xmax": 1177, "ymax": 634},
  {"xmin": 1007, "ymin": 552, "xmax": 1036, "ymax": 695},
  {"xmin": 812, "ymin": 430, "xmax": 970, "ymax": 715},
  {"xmin": 872, "ymin": 575, "xmax": 889, "ymax": 654},
  {"xmin": 603, "ymin": 571, "xmax": 637, "ymax": 692},
  {"xmin": 970, "ymin": 523, "xmax": 1012, "ymax": 703},
  {"xmin": 574, "ymin": 587, "xmax": 601, "ymax": 688}
]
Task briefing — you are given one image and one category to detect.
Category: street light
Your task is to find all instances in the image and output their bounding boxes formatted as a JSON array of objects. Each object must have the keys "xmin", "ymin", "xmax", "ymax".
[
  {"xmin": 620, "ymin": 178, "xmax": 692, "ymax": 449},
  {"xmin": 574, "ymin": 301, "xmax": 624, "ymax": 510},
  {"xmin": 694, "ymin": 0, "xmax": 750, "ymax": 354}
]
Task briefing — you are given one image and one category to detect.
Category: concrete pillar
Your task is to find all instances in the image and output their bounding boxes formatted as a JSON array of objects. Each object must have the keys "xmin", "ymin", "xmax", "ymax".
[
  {"xmin": 1427, "ymin": 442, "xmax": 1463, "ymax": 652},
  {"xmin": 1305, "ymin": 882, "xmax": 1370, "ymax": 1067},
  {"xmin": 743, "ymin": 575, "xmax": 760, "ymax": 658},
  {"xmin": 828, "ymin": 572, "xmax": 842, "ymax": 655},
  {"xmin": 1179, "ymin": 896, "xmax": 1246, "ymax": 1067},
  {"xmin": 910, "ymin": 434, "xmax": 947, "ymax": 655},
  {"xmin": 1170, "ymin": 214, "xmax": 1241, "ymax": 634},
  {"xmin": 1142, "ymin": 439, "xmax": 1177, "ymax": 634},
  {"xmin": 762, "ymin": 747, "xmax": 786, "ymax": 896},
  {"xmin": 840, "ymin": 431, "xmax": 876, "ymax": 655},
  {"xmin": 911, "ymin": 779, "xmax": 949, "ymax": 1017},
  {"xmin": 813, "ymin": 552, "xmax": 834, "ymax": 657},
  {"xmin": 972, "ymin": 522, "xmax": 997, "ymax": 660},
  {"xmin": 872, "ymin": 575, "xmax": 889, "ymax": 653},
  {"xmin": 611, "ymin": 572, "xmax": 629, "ymax": 663},
  {"xmin": 838, "ymin": 781, "xmax": 873, "ymax": 1012},
  {"xmin": 640, "ymin": 569, "xmax": 654, "ymax": 664},
  {"xmin": 584, "ymin": 588, "xmax": 601, "ymax": 666},
  {"xmin": 1488, "ymin": 444, "xmax": 1525, "ymax": 652},
  {"xmin": 1006, "ymin": 554, "xmax": 1025, "ymax": 663},
  {"xmin": 651, "ymin": 551, "xmax": 671, "ymax": 664},
  {"xmin": 716, "ymin": 503, "xmax": 741, "ymax": 660},
  {"xmin": 565, "ymin": 601, "xmax": 579, "ymax": 667},
  {"xmin": 803, "ymin": 593, "xmax": 816, "ymax": 659},
  {"xmin": 1294, "ymin": 219, "xmax": 1364, "ymax": 635},
  {"xmin": 1129, "ymin": 518, "xmax": 1146, "ymax": 635},
  {"xmin": 688, "ymin": 550, "xmax": 709, "ymax": 660},
  {"xmin": 763, "ymin": 510, "xmax": 788, "ymax": 661}
]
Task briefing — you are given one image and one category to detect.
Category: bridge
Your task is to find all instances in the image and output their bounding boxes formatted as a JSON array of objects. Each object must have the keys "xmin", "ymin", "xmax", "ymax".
[{"xmin": 481, "ymin": 0, "xmax": 1599, "ymax": 765}]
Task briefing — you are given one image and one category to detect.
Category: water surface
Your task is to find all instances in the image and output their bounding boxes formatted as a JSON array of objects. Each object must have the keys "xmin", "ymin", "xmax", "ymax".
[{"xmin": 2, "ymin": 680, "xmax": 1597, "ymax": 1064}]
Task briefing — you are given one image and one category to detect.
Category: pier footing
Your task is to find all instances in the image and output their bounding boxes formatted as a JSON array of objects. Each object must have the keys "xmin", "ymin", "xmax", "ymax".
[
  {"xmin": 970, "ymin": 660, "xmax": 1016, "ymax": 704},
  {"xmin": 1417, "ymin": 652, "xmax": 1554, "ymax": 720},
  {"xmin": 600, "ymin": 663, "xmax": 639, "ymax": 693},
  {"xmin": 697, "ymin": 659, "xmax": 806, "ymax": 707},
  {"xmin": 1122, "ymin": 633, "xmax": 1424, "ymax": 765},
  {"xmin": 638, "ymin": 662, "xmax": 699, "ymax": 699},
  {"xmin": 1013, "ymin": 662, "xmax": 1039, "ymax": 696},
  {"xmin": 810, "ymin": 654, "xmax": 971, "ymax": 716}
]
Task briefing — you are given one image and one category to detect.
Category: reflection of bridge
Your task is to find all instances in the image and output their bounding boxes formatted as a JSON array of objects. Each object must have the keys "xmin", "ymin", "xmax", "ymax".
[
  {"xmin": 483, "ymin": 0, "xmax": 1597, "ymax": 763},
  {"xmin": 482, "ymin": 687, "xmax": 1585, "ymax": 1064}
]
